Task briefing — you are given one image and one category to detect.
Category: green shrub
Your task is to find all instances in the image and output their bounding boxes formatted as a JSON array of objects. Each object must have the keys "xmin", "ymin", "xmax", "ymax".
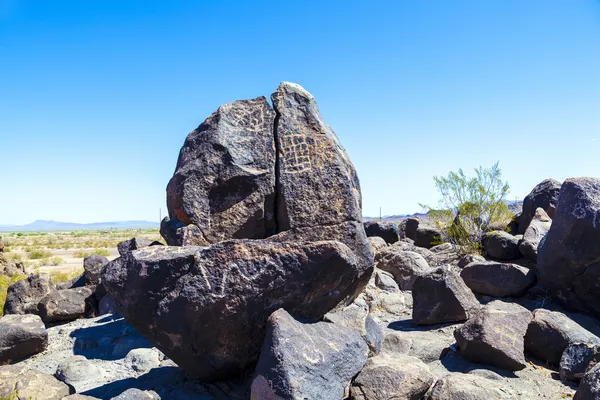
[
  {"xmin": 92, "ymin": 248, "xmax": 110, "ymax": 257},
  {"xmin": 50, "ymin": 269, "xmax": 83, "ymax": 285},
  {"xmin": 72, "ymin": 250, "xmax": 90, "ymax": 258},
  {"xmin": 27, "ymin": 248, "xmax": 53, "ymax": 260}
]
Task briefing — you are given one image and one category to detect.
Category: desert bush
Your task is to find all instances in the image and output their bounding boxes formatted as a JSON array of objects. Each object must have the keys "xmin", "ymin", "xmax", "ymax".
[
  {"xmin": 39, "ymin": 256, "xmax": 64, "ymax": 266},
  {"xmin": 422, "ymin": 161, "xmax": 512, "ymax": 255},
  {"xmin": 27, "ymin": 248, "xmax": 53, "ymax": 260},
  {"xmin": 72, "ymin": 250, "xmax": 90, "ymax": 258},
  {"xmin": 92, "ymin": 248, "xmax": 110, "ymax": 257},
  {"xmin": 50, "ymin": 268, "xmax": 83, "ymax": 285}
]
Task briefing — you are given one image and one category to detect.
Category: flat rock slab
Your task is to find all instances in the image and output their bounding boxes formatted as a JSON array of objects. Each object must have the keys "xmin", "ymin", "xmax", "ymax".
[
  {"xmin": 103, "ymin": 240, "xmax": 366, "ymax": 381},
  {"xmin": 0, "ymin": 364, "xmax": 71, "ymax": 400},
  {"xmin": 0, "ymin": 314, "xmax": 47, "ymax": 365},
  {"xmin": 454, "ymin": 301, "xmax": 532, "ymax": 371},
  {"xmin": 38, "ymin": 287, "xmax": 93, "ymax": 323},
  {"xmin": 426, "ymin": 372, "xmax": 517, "ymax": 400},
  {"xmin": 525, "ymin": 308, "xmax": 600, "ymax": 366},
  {"xmin": 350, "ymin": 354, "xmax": 433, "ymax": 400},
  {"xmin": 412, "ymin": 267, "xmax": 479, "ymax": 325},
  {"xmin": 253, "ymin": 308, "xmax": 368, "ymax": 400},
  {"xmin": 460, "ymin": 261, "xmax": 536, "ymax": 297}
]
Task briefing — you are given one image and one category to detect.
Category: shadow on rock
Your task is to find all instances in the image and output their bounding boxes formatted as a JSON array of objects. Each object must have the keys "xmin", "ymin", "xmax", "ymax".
[
  {"xmin": 439, "ymin": 350, "xmax": 519, "ymax": 379},
  {"xmin": 70, "ymin": 317, "xmax": 153, "ymax": 361},
  {"xmin": 387, "ymin": 319, "xmax": 457, "ymax": 332}
]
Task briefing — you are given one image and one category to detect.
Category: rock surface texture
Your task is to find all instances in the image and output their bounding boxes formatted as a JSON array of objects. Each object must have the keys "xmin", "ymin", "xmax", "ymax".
[
  {"xmin": 364, "ymin": 221, "xmax": 400, "ymax": 244},
  {"xmin": 482, "ymin": 231, "xmax": 520, "ymax": 260},
  {"xmin": 519, "ymin": 207, "xmax": 552, "ymax": 262},
  {"xmin": 0, "ymin": 314, "xmax": 47, "ymax": 365},
  {"xmin": 253, "ymin": 308, "xmax": 368, "ymax": 400},
  {"xmin": 519, "ymin": 178, "xmax": 561, "ymax": 234},
  {"xmin": 3, "ymin": 273, "xmax": 56, "ymax": 315},
  {"xmin": 459, "ymin": 261, "xmax": 536, "ymax": 297},
  {"xmin": 537, "ymin": 177, "xmax": 600, "ymax": 315}
]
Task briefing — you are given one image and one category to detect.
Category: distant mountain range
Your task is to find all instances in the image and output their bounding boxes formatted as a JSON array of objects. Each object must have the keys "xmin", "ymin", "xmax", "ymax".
[{"xmin": 0, "ymin": 220, "xmax": 159, "ymax": 232}]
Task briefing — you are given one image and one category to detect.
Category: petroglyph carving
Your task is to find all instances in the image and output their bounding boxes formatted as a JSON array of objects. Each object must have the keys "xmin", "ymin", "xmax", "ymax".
[{"xmin": 282, "ymin": 134, "xmax": 312, "ymax": 174}]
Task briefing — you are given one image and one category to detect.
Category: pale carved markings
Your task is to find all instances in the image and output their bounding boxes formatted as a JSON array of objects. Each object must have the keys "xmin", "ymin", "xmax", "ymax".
[
  {"xmin": 282, "ymin": 134, "xmax": 311, "ymax": 174},
  {"xmin": 492, "ymin": 324, "xmax": 519, "ymax": 348},
  {"xmin": 571, "ymin": 202, "xmax": 600, "ymax": 229}
]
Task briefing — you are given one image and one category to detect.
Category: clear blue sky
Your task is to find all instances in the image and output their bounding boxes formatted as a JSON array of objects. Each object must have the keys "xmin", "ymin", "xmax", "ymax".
[{"xmin": 1, "ymin": 1, "xmax": 599, "ymax": 225}]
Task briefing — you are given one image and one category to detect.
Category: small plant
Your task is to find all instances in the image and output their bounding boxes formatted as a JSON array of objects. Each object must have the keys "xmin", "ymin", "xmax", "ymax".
[
  {"xmin": 50, "ymin": 268, "xmax": 83, "ymax": 285},
  {"xmin": 27, "ymin": 248, "xmax": 53, "ymax": 260},
  {"xmin": 422, "ymin": 161, "xmax": 512, "ymax": 255},
  {"xmin": 72, "ymin": 250, "xmax": 90, "ymax": 258},
  {"xmin": 92, "ymin": 248, "xmax": 110, "ymax": 257}
]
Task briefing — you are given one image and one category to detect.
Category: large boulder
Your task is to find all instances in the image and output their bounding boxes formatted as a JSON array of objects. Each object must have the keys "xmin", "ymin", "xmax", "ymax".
[
  {"xmin": 0, "ymin": 365, "xmax": 71, "ymax": 400},
  {"xmin": 163, "ymin": 96, "xmax": 276, "ymax": 246},
  {"xmin": 459, "ymin": 261, "xmax": 537, "ymax": 297},
  {"xmin": 414, "ymin": 224, "xmax": 441, "ymax": 249},
  {"xmin": 38, "ymin": 287, "xmax": 93, "ymax": 323},
  {"xmin": 537, "ymin": 177, "xmax": 600, "ymax": 315},
  {"xmin": 324, "ymin": 304, "xmax": 383, "ymax": 355},
  {"xmin": 454, "ymin": 301, "xmax": 532, "ymax": 371},
  {"xmin": 103, "ymin": 240, "xmax": 366, "ymax": 381},
  {"xmin": 412, "ymin": 267, "xmax": 479, "ymax": 325},
  {"xmin": 574, "ymin": 363, "xmax": 600, "ymax": 400},
  {"xmin": 560, "ymin": 342, "xmax": 600, "ymax": 382},
  {"xmin": 0, "ymin": 314, "xmax": 47, "ymax": 364},
  {"xmin": 519, "ymin": 207, "xmax": 552, "ymax": 262},
  {"xmin": 482, "ymin": 231, "xmax": 520, "ymax": 260},
  {"xmin": 253, "ymin": 308, "xmax": 368, "ymax": 400},
  {"xmin": 54, "ymin": 355, "xmax": 103, "ymax": 392},
  {"xmin": 404, "ymin": 218, "xmax": 420, "ymax": 240},
  {"xmin": 519, "ymin": 178, "xmax": 561, "ymax": 234},
  {"xmin": 82, "ymin": 255, "xmax": 109, "ymax": 286},
  {"xmin": 364, "ymin": 221, "xmax": 400, "ymax": 244},
  {"xmin": 368, "ymin": 236, "xmax": 388, "ymax": 253},
  {"xmin": 350, "ymin": 355, "xmax": 434, "ymax": 400},
  {"xmin": 3, "ymin": 273, "xmax": 56, "ymax": 315},
  {"xmin": 376, "ymin": 249, "xmax": 433, "ymax": 290},
  {"xmin": 524, "ymin": 308, "xmax": 600, "ymax": 366}
]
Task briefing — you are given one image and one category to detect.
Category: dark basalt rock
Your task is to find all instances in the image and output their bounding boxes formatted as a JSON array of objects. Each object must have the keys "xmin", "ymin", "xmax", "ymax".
[
  {"xmin": 460, "ymin": 261, "xmax": 537, "ymax": 297},
  {"xmin": 3, "ymin": 274, "xmax": 56, "ymax": 316},
  {"xmin": 482, "ymin": 231, "xmax": 520, "ymax": 261},
  {"xmin": 519, "ymin": 178, "xmax": 561, "ymax": 234},
  {"xmin": 117, "ymin": 238, "xmax": 163, "ymax": 257},
  {"xmin": 103, "ymin": 240, "xmax": 364, "ymax": 381},
  {"xmin": 0, "ymin": 314, "xmax": 48, "ymax": 365},
  {"xmin": 363, "ymin": 221, "xmax": 400, "ymax": 244}
]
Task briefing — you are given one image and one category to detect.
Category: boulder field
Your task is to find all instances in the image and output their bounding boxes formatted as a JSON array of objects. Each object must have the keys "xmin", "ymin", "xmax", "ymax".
[{"xmin": 1, "ymin": 84, "xmax": 600, "ymax": 399}]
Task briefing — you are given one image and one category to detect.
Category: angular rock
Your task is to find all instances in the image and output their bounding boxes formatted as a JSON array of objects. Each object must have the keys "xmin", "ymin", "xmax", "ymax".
[
  {"xmin": 102, "ymin": 240, "xmax": 366, "ymax": 381},
  {"xmin": 374, "ymin": 269, "xmax": 400, "ymax": 292},
  {"xmin": 454, "ymin": 301, "xmax": 532, "ymax": 371},
  {"xmin": 404, "ymin": 218, "xmax": 420, "ymax": 240},
  {"xmin": 426, "ymin": 372, "xmax": 517, "ymax": 400},
  {"xmin": 390, "ymin": 240, "xmax": 438, "ymax": 265},
  {"xmin": 117, "ymin": 238, "xmax": 163, "ymax": 256},
  {"xmin": 382, "ymin": 331, "xmax": 452, "ymax": 363},
  {"xmin": 350, "ymin": 355, "xmax": 433, "ymax": 400},
  {"xmin": 364, "ymin": 221, "xmax": 400, "ymax": 244},
  {"xmin": 55, "ymin": 355, "xmax": 102, "ymax": 392},
  {"xmin": 414, "ymin": 224, "xmax": 441, "ymax": 249},
  {"xmin": 519, "ymin": 178, "xmax": 561, "ymax": 234},
  {"xmin": 124, "ymin": 348, "xmax": 162, "ymax": 373},
  {"xmin": 272, "ymin": 82, "xmax": 362, "ymax": 231},
  {"xmin": 482, "ymin": 231, "xmax": 520, "ymax": 260},
  {"xmin": 3, "ymin": 273, "xmax": 56, "ymax": 315},
  {"xmin": 537, "ymin": 177, "xmax": 600, "ymax": 315},
  {"xmin": 0, "ymin": 365, "xmax": 71, "ymax": 400},
  {"xmin": 0, "ymin": 314, "xmax": 47, "ymax": 364},
  {"xmin": 412, "ymin": 267, "xmax": 479, "ymax": 325},
  {"xmin": 457, "ymin": 254, "xmax": 486, "ymax": 269},
  {"xmin": 459, "ymin": 261, "xmax": 537, "ymax": 297},
  {"xmin": 574, "ymin": 363, "xmax": 600, "ymax": 400},
  {"xmin": 524, "ymin": 309, "xmax": 600, "ymax": 365},
  {"xmin": 368, "ymin": 236, "xmax": 387, "ymax": 253},
  {"xmin": 253, "ymin": 308, "xmax": 368, "ymax": 400},
  {"xmin": 560, "ymin": 342, "xmax": 600, "ymax": 382},
  {"xmin": 83, "ymin": 255, "xmax": 109, "ymax": 286},
  {"xmin": 324, "ymin": 304, "xmax": 383, "ymax": 355},
  {"xmin": 38, "ymin": 287, "xmax": 92, "ymax": 323},
  {"xmin": 376, "ymin": 249, "xmax": 432, "ymax": 290},
  {"xmin": 164, "ymin": 96, "xmax": 277, "ymax": 245},
  {"xmin": 519, "ymin": 208, "xmax": 552, "ymax": 262}
]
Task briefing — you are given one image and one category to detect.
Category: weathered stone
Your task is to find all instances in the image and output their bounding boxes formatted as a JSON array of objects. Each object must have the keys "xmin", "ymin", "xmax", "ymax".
[
  {"xmin": 405, "ymin": 218, "xmax": 420, "ymax": 240},
  {"xmin": 519, "ymin": 208, "xmax": 552, "ymax": 262},
  {"xmin": 414, "ymin": 225, "xmax": 441, "ymax": 249},
  {"xmin": 390, "ymin": 240, "xmax": 438, "ymax": 265},
  {"xmin": 350, "ymin": 355, "xmax": 433, "ymax": 400},
  {"xmin": 382, "ymin": 331, "xmax": 452, "ymax": 363},
  {"xmin": 457, "ymin": 254, "xmax": 486, "ymax": 269},
  {"xmin": 454, "ymin": 301, "xmax": 532, "ymax": 371},
  {"xmin": 253, "ymin": 308, "xmax": 368, "ymax": 400},
  {"xmin": 324, "ymin": 304, "xmax": 383, "ymax": 355},
  {"xmin": 110, "ymin": 388, "xmax": 160, "ymax": 400},
  {"xmin": 164, "ymin": 96, "xmax": 277, "ymax": 245},
  {"xmin": 38, "ymin": 287, "xmax": 92, "ymax": 323},
  {"xmin": 574, "ymin": 363, "xmax": 600, "ymax": 400},
  {"xmin": 376, "ymin": 249, "xmax": 432, "ymax": 290},
  {"xmin": 272, "ymin": 82, "xmax": 362, "ymax": 232},
  {"xmin": 0, "ymin": 314, "xmax": 47, "ymax": 364},
  {"xmin": 0, "ymin": 365, "xmax": 71, "ymax": 400},
  {"xmin": 3, "ymin": 273, "xmax": 56, "ymax": 315},
  {"xmin": 537, "ymin": 177, "xmax": 600, "ymax": 315},
  {"xmin": 524, "ymin": 308, "xmax": 600, "ymax": 365},
  {"xmin": 460, "ymin": 261, "xmax": 537, "ymax": 297},
  {"xmin": 412, "ymin": 267, "xmax": 479, "ymax": 325},
  {"xmin": 364, "ymin": 221, "xmax": 400, "ymax": 244},
  {"xmin": 55, "ymin": 355, "xmax": 102, "ymax": 392},
  {"xmin": 124, "ymin": 348, "xmax": 162, "ymax": 373},
  {"xmin": 83, "ymin": 255, "xmax": 109, "ymax": 286},
  {"xmin": 102, "ymin": 240, "xmax": 366, "ymax": 381},
  {"xmin": 482, "ymin": 231, "xmax": 520, "ymax": 260},
  {"xmin": 117, "ymin": 238, "xmax": 163, "ymax": 256},
  {"xmin": 368, "ymin": 236, "xmax": 388, "ymax": 253},
  {"xmin": 374, "ymin": 269, "xmax": 400, "ymax": 292},
  {"xmin": 519, "ymin": 178, "xmax": 561, "ymax": 234},
  {"xmin": 560, "ymin": 342, "xmax": 600, "ymax": 382},
  {"xmin": 426, "ymin": 372, "xmax": 517, "ymax": 400}
]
